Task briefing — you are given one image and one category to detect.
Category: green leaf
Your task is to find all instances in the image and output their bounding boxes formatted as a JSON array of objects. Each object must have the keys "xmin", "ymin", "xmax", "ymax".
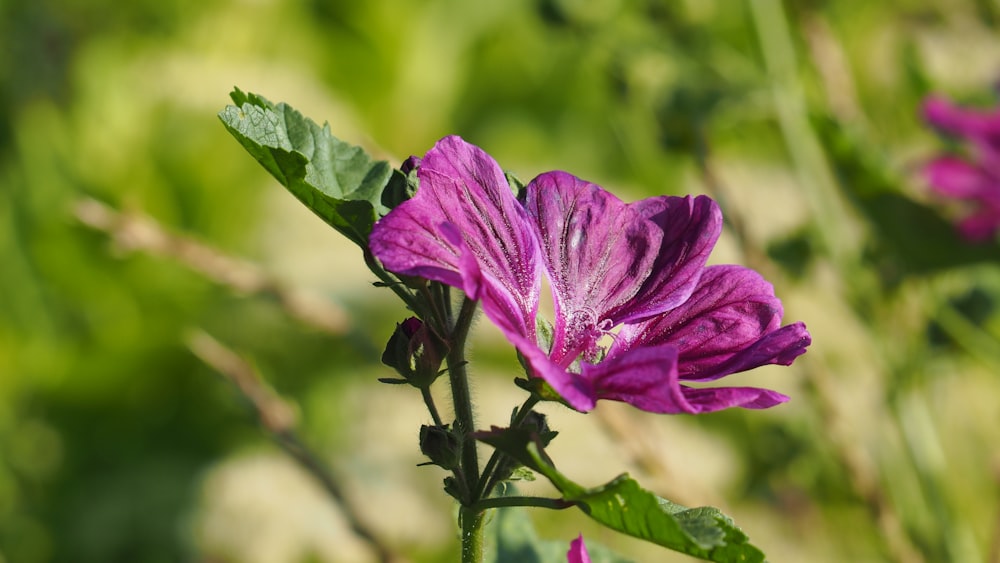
[
  {"xmin": 477, "ymin": 428, "xmax": 766, "ymax": 563},
  {"xmin": 218, "ymin": 88, "xmax": 399, "ymax": 247}
]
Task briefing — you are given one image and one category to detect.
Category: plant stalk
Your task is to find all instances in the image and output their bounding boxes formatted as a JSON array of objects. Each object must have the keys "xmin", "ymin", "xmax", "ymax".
[
  {"xmin": 448, "ymin": 297, "xmax": 485, "ymax": 561},
  {"xmin": 474, "ymin": 496, "xmax": 573, "ymax": 511},
  {"xmin": 449, "ymin": 297, "xmax": 480, "ymax": 495},
  {"xmin": 460, "ymin": 506, "xmax": 486, "ymax": 563}
]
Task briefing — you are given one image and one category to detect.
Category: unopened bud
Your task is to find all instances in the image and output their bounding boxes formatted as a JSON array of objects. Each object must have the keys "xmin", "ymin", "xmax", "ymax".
[
  {"xmin": 400, "ymin": 155, "xmax": 421, "ymax": 175},
  {"xmin": 381, "ymin": 317, "xmax": 443, "ymax": 388},
  {"xmin": 419, "ymin": 424, "xmax": 461, "ymax": 471}
]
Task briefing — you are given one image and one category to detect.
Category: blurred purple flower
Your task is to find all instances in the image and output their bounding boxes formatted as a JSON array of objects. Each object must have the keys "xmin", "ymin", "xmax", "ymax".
[
  {"xmin": 923, "ymin": 94, "xmax": 1000, "ymax": 241},
  {"xmin": 567, "ymin": 534, "xmax": 591, "ymax": 563},
  {"xmin": 370, "ymin": 136, "xmax": 810, "ymax": 414}
]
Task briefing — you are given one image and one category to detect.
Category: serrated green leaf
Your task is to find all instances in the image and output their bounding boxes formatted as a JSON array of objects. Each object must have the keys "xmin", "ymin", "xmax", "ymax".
[
  {"xmin": 219, "ymin": 88, "xmax": 397, "ymax": 247},
  {"xmin": 477, "ymin": 428, "xmax": 766, "ymax": 563}
]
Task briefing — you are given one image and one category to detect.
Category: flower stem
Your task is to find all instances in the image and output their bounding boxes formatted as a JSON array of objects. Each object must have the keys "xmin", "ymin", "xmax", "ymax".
[
  {"xmin": 459, "ymin": 506, "xmax": 486, "ymax": 563},
  {"xmin": 421, "ymin": 387, "xmax": 444, "ymax": 427},
  {"xmin": 448, "ymin": 297, "xmax": 484, "ymax": 561},
  {"xmin": 473, "ymin": 496, "xmax": 573, "ymax": 511},
  {"xmin": 449, "ymin": 297, "xmax": 480, "ymax": 492},
  {"xmin": 363, "ymin": 249, "xmax": 423, "ymax": 315}
]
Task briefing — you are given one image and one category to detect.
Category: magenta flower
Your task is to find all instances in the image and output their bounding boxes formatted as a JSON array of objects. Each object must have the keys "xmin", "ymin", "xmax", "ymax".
[
  {"xmin": 567, "ymin": 534, "xmax": 591, "ymax": 563},
  {"xmin": 370, "ymin": 136, "xmax": 810, "ymax": 414},
  {"xmin": 922, "ymin": 94, "xmax": 1000, "ymax": 241}
]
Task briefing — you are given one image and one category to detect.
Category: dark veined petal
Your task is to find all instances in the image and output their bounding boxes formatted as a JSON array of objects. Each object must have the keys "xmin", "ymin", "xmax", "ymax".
[
  {"xmin": 677, "ymin": 386, "xmax": 789, "ymax": 412},
  {"xmin": 524, "ymin": 171, "xmax": 661, "ymax": 363},
  {"xmin": 510, "ymin": 327, "xmax": 597, "ymax": 412},
  {"xmin": 581, "ymin": 343, "xmax": 692, "ymax": 413},
  {"xmin": 580, "ymin": 342, "xmax": 789, "ymax": 413},
  {"xmin": 369, "ymin": 135, "xmax": 542, "ymax": 339},
  {"xmin": 614, "ymin": 265, "xmax": 811, "ymax": 382},
  {"xmin": 615, "ymin": 194, "xmax": 722, "ymax": 324}
]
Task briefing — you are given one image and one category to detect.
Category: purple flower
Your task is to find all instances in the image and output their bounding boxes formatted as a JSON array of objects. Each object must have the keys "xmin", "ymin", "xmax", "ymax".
[
  {"xmin": 922, "ymin": 94, "xmax": 1000, "ymax": 241},
  {"xmin": 567, "ymin": 534, "xmax": 591, "ymax": 563},
  {"xmin": 370, "ymin": 136, "xmax": 810, "ymax": 414}
]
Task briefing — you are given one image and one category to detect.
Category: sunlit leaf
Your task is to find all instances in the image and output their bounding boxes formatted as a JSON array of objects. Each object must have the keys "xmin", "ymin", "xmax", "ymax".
[
  {"xmin": 477, "ymin": 428, "xmax": 766, "ymax": 563},
  {"xmin": 219, "ymin": 88, "xmax": 401, "ymax": 247}
]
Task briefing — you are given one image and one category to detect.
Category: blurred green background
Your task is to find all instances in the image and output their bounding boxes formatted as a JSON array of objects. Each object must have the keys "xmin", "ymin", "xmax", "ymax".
[{"xmin": 3, "ymin": 0, "xmax": 1000, "ymax": 561}]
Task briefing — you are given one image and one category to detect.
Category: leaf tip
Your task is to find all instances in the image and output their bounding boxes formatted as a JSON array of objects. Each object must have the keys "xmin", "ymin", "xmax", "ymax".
[{"xmin": 229, "ymin": 86, "xmax": 248, "ymax": 105}]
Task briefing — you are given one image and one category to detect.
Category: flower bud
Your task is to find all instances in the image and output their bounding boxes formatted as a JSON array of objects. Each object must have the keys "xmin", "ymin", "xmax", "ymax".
[
  {"xmin": 400, "ymin": 155, "xmax": 421, "ymax": 175},
  {"xmin": 381, "ymin": 317, "xmax": 443, "ymax": 388},
  {"xmin": 419, "ymin": 424, "xmax": 461, "ymax": 471},
  {"xmin": 491, "ymin": 410, "xmax": 558, "ymax": 485}
]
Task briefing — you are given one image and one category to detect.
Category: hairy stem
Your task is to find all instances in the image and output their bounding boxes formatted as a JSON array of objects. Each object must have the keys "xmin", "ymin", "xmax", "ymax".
[
  {"xmin": 421, "ymin": 387, "xmax": 444, "ymax": 427},
  {"xmin": 447, "ymin": 297, "xmax": 484, "ymax": 561},
  {"xmin": 363, "ymin": 249, "xmax": 424, "ymax": 316},
  {"xmin": 460, "ymin": 506, "xmax": 486, "ymax": 563},
  {"xmin": 448, "ymin": 297, "xmax": 481, "ymax": 491}
]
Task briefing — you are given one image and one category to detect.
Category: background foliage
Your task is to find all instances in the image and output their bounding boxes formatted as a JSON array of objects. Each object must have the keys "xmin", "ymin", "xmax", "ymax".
[{"xmin": 2, "ymin": 0, "xmax": 1000, "ymax": 561}]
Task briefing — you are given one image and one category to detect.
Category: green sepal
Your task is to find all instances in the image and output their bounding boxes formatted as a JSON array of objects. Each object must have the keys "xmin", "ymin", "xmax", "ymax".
[
  {"xmin": 476, "ymin": 428, "xmax": 767, "ymax": 563},
  {"xmin": 489, "ymin": 410, "xmax": 557, "ymax": 487},
  {"xmin": 443, "ymin": 476, "xmax": 464, "ymax": 502},
  {"xmin": 506, "ymin": 171, "xmax": 527, "ymax": 197},
  {"xmin": 513, "ymin": 375, "xmax": 572, "ymax": 407},
  {"xmin": 219, "ymin": 88, "xmax": 395, "ymax": 248},
  {"xmin": 377, "ymin": 377, "xmax": 410, "ymax": 385},
  {"xmin": 419, "ymin": 424, "xmax": 462, "ymax": 471}
]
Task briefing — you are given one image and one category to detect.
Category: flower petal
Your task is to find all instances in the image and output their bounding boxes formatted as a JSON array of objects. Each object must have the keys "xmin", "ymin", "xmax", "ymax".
[
  {"xmin": 525, "ymin": 171, "xmax": 662, "ymax": 363},
  {"xmin": 567, "ymin": 535, "xmax": 592, "ymax": 563},
  {"xmin": 616, "ymin": 194, "xmax": 722, "ymax": 323},
  {"xmin": 615, "ymin": 265, "xmax": 810, "ymax": 382},
  {"xmin": 923, "ymin": 95, "xmax": 1000, "ymax": 141},
  {"xmin": 511, "ymin": 329, "xmax": 597, "ymax": 412},
  {"xmin": 680, "ymin": 386, "xmax": 790, "ymax": 412},
  {"xmin": 370, "ymin": 136, "xmax": 542, "ymax": 338},
  {"xmin": 580, "ymin": 342, "xmax": 789, "ymax": 413},
  {"xmin": 924, "ymin": 156, "xmax": 996, "ymax": 200},
  {"xmin": 581, "ymin": 343, "xmax": 693, "ymax": 413}
]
